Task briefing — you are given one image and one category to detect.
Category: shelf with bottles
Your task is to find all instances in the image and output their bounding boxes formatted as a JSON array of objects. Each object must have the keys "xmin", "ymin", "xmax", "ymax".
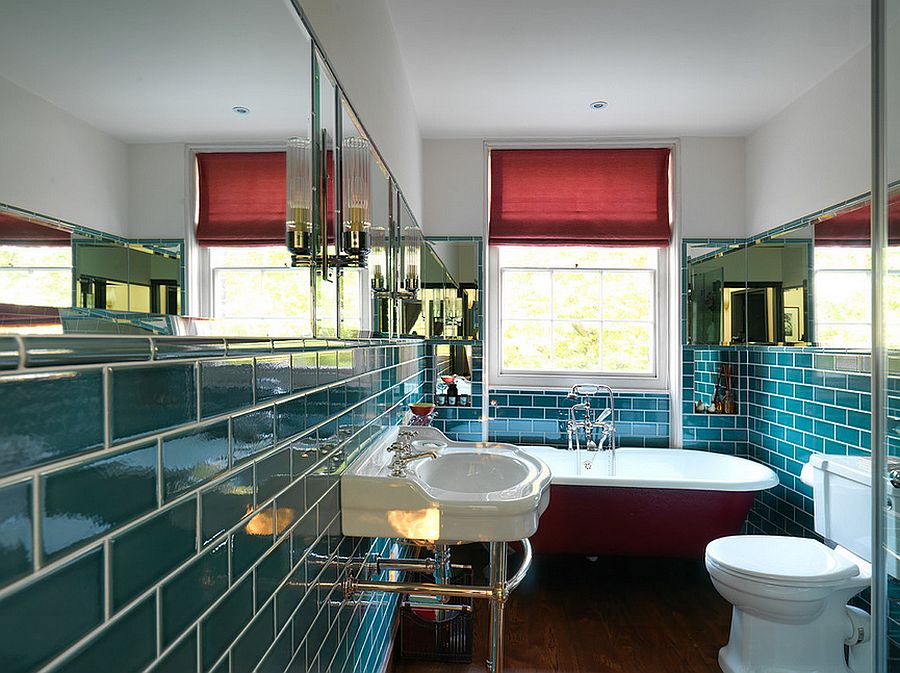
[{"xmin": 435, "ymin": 374, "xmax": 473, "ymax": 407}]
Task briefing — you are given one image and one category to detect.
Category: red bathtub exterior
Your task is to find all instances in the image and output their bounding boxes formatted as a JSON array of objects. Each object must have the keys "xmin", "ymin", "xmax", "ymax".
[{"xmin": 529, "ymin": 484, "xmax": 757, "ymax": 558}]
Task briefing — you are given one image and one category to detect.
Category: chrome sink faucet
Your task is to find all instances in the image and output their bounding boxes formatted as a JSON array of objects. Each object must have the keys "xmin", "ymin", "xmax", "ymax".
[{"xmin": 389, "ymin": 450, "xmax": 438, "ymax": 477}]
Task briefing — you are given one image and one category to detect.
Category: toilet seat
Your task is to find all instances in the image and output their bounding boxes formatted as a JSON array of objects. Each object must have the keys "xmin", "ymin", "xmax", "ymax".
[{"xmin": 706, "ymin": 535, "xmax": 861, "ymax": 587}]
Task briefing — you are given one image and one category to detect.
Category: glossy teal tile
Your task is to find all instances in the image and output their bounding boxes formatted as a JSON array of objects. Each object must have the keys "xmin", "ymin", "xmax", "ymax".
[
  {"xmin": 145, "ymin": 629, "xmax": 197, "ymax": 673},
  {"xmin": 232, "ymin": 408, "xmax": 274, "ymax": 465},
  {"xmin": 42, "ymin": 442, "xmax": 157, "ymax": 562},
  {"xmin": 201, "ymin": 466, "xmax": 254, "ymax": 545},
  {"xmin": 0, "ymin": 336, "xmax": 18, "ymax": 370},
  {"xmin": 111, "ymin": 364, "xmax": 196, "ymax": 443},
  {"xmin": 161, "ymin": 421, "xmax": 229, "ymax": 501},
  {"xmin": 256, "ymin": 628, "xmax": 292, "ymax": 673},
  {"xmin": 200, "ymin": 576, "xmax": 253, "ymax": 671},
  {"xmin": 153, "ymin": 338, "xmax": 225, "ymax": 360},
  {"xmin": 0, "ymin": 479, "xmax": 32, "ymax": 587},
  {"xmin": 110, "ymin": 498, "xmax": 196, "ymax": 611},
  {"xmin": 291, "ymin": 437, "xmax": 319, "ymax": 477},
  {"xmin": 275, "ymin": 563, "xmax": 317, "ymax": 637},
  {"xmin": 53, "ymin": 595, "xmax": 155, "ymax": 673},
  {"xmin": 255, "ymin": 536, "xmax": 291, "ymax": 609},
  {"xmin": 200, "ymin": 359, "xmax": 253, "ymax": 418},
  {"xmin": 291, "ymin": 352, "xmax": 318, "ymax": 392},
  {"xmin": 232, "ymin": 603, "xmax": 274, "ymax": 673},
  {"xmin": 257, "ymin": 448, "xmax": 291, "ymax": 503},
  {"xmin": 23, "ymin": 336, "xmax": 151, "ymax": 367},
  {"xmin": 161, "ymin": 539, "xmax": 228, "ymax": 646},
  {"xmin": 0, "ymin": 370, "xmax": 103, "ymax": 477},
  {"xmin": 256, "ymin": 355, "xmax": 291, "ymax": 401},
  {"xmin": 231, "ymin": 503, "xmax": 274, "ymax": 578},
  {"xmin": 0, "ymin": 549, "xmax": 103, "ymax": 673},
  {"xmin": 275, "ymin": 396, "xmax": 308, "ymax": 441}
]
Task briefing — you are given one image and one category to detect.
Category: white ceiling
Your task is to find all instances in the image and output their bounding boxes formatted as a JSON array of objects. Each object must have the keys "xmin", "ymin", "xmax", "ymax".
[
  {"xmin": 0, "ymin": 0, "xmax": 312, "ymax": 143},
  {"xmin": 385, "ymin": 0, "xmax": 871, "ymax": 138}
]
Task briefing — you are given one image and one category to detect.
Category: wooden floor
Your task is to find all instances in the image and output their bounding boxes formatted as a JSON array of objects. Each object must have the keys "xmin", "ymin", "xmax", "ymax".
[{"xmin": 392, "ymin": 545, "xmax": 731, "ymax": 673}]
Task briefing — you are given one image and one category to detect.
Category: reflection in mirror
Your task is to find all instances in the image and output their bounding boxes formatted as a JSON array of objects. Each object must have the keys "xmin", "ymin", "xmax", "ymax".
[
  {"xmin": 687, "ymin": 243, "xmax": 747, "ymax": 345},
  {"xmin": 315, "ymin": 52, "xmax": 339, "ymax": 337},
  {"xmin": 1, "ymin": 0, "xmax": 315, "ymax": 336},
  {"xmin": 433, "ymin": 344, "xmax": 474, "ymax": 407},
  {"xmin": 746, "ymin": 229, "xmax": 812, "ymax": 345},
  {"xmin": 337, "ymin": 97, "xmax": 372, "ymax": 338},
  {"xmin": 369, "ymin": 151, "xmax": 392, "ymax": 335},
  {"xmin": 812, "ymin": 196, "xmax": 880, "ymax": 349},
  {"xmin": 396, "ymin": 197, "xmax": 423, "ymax": 336},
  {"xmin": 0, "ymin": 207, "xmax": 185, "ymax": 334},
  {"xmin": 687, "ymin": 227, "xmax": 813, "ymax": 346}
]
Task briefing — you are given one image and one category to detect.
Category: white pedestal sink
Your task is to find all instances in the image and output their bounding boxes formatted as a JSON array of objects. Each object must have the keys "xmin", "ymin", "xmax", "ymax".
[{"xmin": 341, "ymin": 426, "xmax": 551, "ymax": 544}]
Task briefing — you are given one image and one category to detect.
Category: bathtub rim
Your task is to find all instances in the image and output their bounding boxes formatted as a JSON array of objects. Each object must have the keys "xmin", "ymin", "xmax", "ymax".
[{"xmin": 517, "ymin": 444, "xmax": 779, "ymax": 492}]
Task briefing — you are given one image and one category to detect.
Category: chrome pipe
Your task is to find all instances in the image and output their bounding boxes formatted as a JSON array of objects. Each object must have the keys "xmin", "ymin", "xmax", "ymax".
[
  {"xmin": 401, "ymin": 600, "xmax": 472, "ymax": 613},
  {"xmin": 348, "ymin": 578, "xmax": 494, "ymax": 601},
  {"xmin": 487, "ymin": 541, "xmax": 508, "ymax": 673},
  {"xmin": 375, "ymin": 558, "xmax": 436, "ymax": 573},
  {"xmin": 506, "ymin": 539, "xmax": 532, "ymax": 595}
]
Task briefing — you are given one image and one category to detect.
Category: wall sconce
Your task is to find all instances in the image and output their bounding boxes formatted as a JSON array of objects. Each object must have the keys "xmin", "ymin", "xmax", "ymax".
[
  {"xmin": 402, "ymin": 225, "xmax": 421, "ymax": 294},
  {"xmin": 370, "ymin": 224, "xmax": 388, "ymax": 293},
  {"xmin": 286, "ymin": 136, "xmax": 314, "ymax": 265},
  {"xmin": 340, "ymin": 137, "xmax": 371, "ymax": 268}
]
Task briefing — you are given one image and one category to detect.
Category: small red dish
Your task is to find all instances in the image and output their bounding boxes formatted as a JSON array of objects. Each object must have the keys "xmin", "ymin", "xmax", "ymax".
[
  {"xmin": 409, "ymin": 402, "xmax": 436, "ymax": 417},
  {"xmin": 440, "ymin": 375, "xmax": 456, "ymax": 384}
]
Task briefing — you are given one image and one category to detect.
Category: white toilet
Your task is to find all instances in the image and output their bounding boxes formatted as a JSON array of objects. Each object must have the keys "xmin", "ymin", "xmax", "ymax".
[{"xmin": 705, "ymin": 454, "xmax": 875, "ymax": 673}]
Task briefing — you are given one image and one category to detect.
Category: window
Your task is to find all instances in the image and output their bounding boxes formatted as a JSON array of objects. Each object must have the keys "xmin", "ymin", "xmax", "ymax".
[{"xmin": 490, "ymin": 245, "xmax": 667, "ymax": 388}]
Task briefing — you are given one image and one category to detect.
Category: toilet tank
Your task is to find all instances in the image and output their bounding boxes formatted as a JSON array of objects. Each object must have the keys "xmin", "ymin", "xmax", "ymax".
[{"xmin": 800, "ymin": 454, "xmax": 871, "ymax": 561}]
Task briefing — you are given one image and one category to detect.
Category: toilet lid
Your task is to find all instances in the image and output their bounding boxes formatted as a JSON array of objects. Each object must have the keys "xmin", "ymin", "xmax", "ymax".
[{"xmin": 706, "ymin": 536, "xmax": 861, "ymax": 584}]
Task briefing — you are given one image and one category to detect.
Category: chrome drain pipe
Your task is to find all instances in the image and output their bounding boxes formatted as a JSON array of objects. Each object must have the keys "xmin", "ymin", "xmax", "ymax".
[{"xmin": 343, "ymin": 538, "xmax": 534, "ymax": 673}]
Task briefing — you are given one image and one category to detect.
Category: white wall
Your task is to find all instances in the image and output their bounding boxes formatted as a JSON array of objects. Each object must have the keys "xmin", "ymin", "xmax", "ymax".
[
  {"xmin": 127, "ymin": 144, "xmax": 188, "ymax": 239},
  {"xmin": 745, "ymin": 46, "xmax": 871, "ymax": 237},
  {"xmin": 422, "ymin": 139, "xmax": 484, "ymax": 236},
  {"xmin": 300, "ymin": 0, "xmax": 423, "ymax": 222},
  {"xmin": 680, "ymin": 137, "xmax": 746, "ymax": 238},
  {"xmin": 0, "ymin": 75, "xmax": 129, "ymax": 237},
  {"xmin": 422, "ymin": 137, "xmax": 748, "ymax": 239}
]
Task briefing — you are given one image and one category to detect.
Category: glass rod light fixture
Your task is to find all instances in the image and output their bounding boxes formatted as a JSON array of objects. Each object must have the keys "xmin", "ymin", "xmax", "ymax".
[
  {"xmin": 340, "ymin": 137, "xmax": 371, "ymax": 266},
  {"xmin": 286, "ymin": 136, "xmax": 313, "ymax": 265}
]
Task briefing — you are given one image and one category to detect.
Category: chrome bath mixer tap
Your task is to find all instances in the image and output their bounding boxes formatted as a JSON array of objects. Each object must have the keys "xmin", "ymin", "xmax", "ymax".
[{"xmin": 565, "ymin": 384, "xmax": 616, "ymax": 468}]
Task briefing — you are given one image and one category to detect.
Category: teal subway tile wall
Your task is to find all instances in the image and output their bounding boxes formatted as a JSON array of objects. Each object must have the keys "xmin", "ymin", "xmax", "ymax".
[
  {"xmin": 0, "ymin": 335, "xmax": 426, "ymax": 673},
  {"xmin": 489, "ymin": 389, "xmax": 670, "ymax": 448}
]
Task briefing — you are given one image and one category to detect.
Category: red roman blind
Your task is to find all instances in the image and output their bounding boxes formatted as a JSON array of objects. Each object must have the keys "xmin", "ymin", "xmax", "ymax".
[
  {"xmin": 196, "ymin": 152, "xmax": 287, "ymax": 246},
  {"xmin": 489, "ymin": 148, "xmax": 671, "ymax": 247},
  {"xmin": 815, "ymin": 194, "xmax": 900, "ymax": 246},
  {"xmin": 0, "ymin": 213, "xmax": 71, "ymax": 246}
]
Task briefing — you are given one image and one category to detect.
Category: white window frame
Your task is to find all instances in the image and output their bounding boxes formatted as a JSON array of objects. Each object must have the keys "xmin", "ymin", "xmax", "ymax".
[
  {"xmin": 488, "ymin": 245, "xmax": 669, "ymax": 390},
  {"xmin": 484, "ymin": 139, "xmax": 677, "ymax": 394}
]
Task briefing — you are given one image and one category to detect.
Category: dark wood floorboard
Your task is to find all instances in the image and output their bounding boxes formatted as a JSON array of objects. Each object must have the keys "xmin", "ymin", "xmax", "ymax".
[{"xmin": 392, "ymin": 545, "xmax": 731, "ymax": 673}]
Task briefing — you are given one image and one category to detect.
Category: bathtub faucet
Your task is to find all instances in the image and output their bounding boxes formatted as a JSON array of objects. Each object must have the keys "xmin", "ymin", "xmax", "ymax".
[{"xmin": 566, "ymin": 384, "xmax": 616, "ymax": 454}]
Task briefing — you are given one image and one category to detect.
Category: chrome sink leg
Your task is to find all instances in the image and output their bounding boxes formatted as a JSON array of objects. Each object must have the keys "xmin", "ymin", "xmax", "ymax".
[{"xmin": 486, "ymin": 541, "xmax": 507, "ymax": 673}]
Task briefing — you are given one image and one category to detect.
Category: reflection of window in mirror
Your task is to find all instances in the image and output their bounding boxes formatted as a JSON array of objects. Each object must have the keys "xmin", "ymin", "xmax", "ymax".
[
  {"xmin": 209, "ymin": 246, "xmax": 312, "ymax": 337},
  {"xmin": 814, "ymin": 247, "xmax": 872, "ymax": 348},
  {"xmin": 0, "ymin": 244, "xmax": 72, "ymax": 310}
]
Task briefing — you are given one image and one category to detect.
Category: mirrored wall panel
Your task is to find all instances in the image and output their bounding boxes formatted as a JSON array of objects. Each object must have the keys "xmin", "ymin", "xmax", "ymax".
[{"xmin": 685, "ymin": 187, "xmax": 900, "ymax": 349}]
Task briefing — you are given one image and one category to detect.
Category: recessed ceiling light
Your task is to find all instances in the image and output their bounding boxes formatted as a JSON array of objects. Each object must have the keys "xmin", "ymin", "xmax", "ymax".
[
  {"xmin": 590, "ymin": 101, "xmax": 608, "ymax": 110},
  {"xmin": 232, "ymin": 106, "xmax": 251, "ymax": 115}
]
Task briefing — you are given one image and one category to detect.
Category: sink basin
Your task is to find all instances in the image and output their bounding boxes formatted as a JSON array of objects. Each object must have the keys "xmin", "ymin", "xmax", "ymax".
[
  {"xmin": 341, "ymin": 426, "xmax": 551, "ymax": 544},
  {"xmin": 414, "ymin": 452, "xmax": 531, "ymax": 493}
]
